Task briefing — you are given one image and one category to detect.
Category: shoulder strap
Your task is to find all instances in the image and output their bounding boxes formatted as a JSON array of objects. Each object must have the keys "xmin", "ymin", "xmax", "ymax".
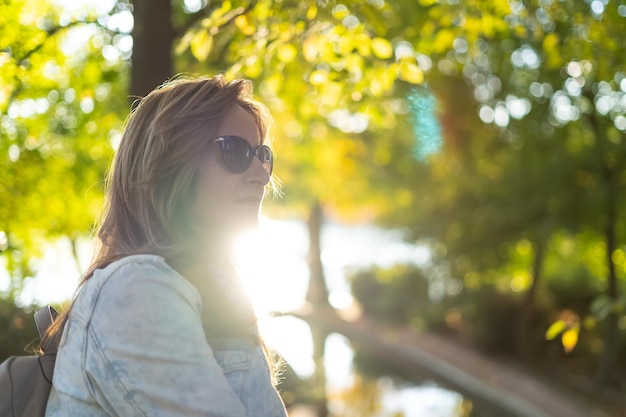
[{"xmin": 34, "ymin": 306, "xmax": 60, "ymax": 354}]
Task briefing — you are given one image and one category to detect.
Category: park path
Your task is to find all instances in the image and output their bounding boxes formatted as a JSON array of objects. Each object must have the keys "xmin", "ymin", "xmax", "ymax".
[{"xmin": 285, "ymin": 306, "xmax": 615, "ymax": 417}]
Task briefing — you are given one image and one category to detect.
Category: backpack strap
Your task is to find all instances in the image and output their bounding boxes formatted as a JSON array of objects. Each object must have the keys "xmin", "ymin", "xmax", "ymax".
[{"xmin": 34, "ymin": 306, "xmax": 60, "ymax": 354}]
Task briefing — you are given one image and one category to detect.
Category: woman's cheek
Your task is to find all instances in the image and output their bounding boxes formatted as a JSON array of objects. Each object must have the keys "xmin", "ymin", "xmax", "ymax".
[
  {"xmin": 190, "ymin": 178, "xmax": 223, "ymax": 229},
  {"xmin": 208, "ymin": 178, "xmax": 241, "ymax": 225}
]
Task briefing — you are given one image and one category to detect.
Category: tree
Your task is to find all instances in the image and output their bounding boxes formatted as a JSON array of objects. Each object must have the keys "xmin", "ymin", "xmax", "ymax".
[
  {"xmin": 131, "ymin": 0, "xmax": 174, "ymax": 97},
  {"xmin": 0, "ymin": 0, "xmax": 129, "ymax": 295},
  {"xmin": 378, "ymin": 0, "xmax": 626, "ymax": 382}
]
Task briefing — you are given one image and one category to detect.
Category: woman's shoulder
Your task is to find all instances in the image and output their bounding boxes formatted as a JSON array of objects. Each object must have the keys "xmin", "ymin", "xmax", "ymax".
[
  {"xmin": 73, "ymin": 254, "xmax": 202, "ymax": 324},
  {"xmin": 97, "ymin": 253, "xmax": 176, "ymax": 277},
  {"xmin": 96, "ymin": 254, "xmax": 195, "ymax": 292}
]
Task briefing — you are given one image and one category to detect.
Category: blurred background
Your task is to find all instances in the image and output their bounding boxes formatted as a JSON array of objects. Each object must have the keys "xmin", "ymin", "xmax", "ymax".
[{"xmin": 1, "ymin": 0, "xmax": 625, "ymax": 416}]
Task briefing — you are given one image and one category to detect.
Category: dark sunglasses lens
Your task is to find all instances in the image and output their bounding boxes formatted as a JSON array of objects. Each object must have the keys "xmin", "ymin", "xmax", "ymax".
[
  {"xmin": 221, "ymin": 136, "xmax": 252, "ymax": 173},
  {"xmin": 257, "ymin": 146, "xmax": 273, "ymax": 174}
]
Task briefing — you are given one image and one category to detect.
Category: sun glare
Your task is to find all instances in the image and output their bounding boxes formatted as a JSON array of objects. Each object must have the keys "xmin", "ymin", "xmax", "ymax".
[
  {"xmin": 10, "ymin": 215, "xmax": 427, "ymax": 381},
  {"xmin": 233, "ymin": 217, "xmax": 309, "ymax": 316},
  {"xmin": 233, "ymin": 217, "xmax": 317, "ymax": 377}
]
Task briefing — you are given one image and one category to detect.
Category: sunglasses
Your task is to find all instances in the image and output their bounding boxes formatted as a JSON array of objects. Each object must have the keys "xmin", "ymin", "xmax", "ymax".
[{"xmin": 211, "ymin": 136, "xmax": 274, "ymax": 175}]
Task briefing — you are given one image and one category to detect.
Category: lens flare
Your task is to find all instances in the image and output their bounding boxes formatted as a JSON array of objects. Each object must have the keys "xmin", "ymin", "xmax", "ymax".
[{"xmin": 407, "ymin": 85, "xmax": 442, "ymax": 160}]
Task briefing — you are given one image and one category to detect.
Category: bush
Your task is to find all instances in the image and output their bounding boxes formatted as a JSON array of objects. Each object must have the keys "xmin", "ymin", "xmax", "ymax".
[
  {"xmin": 349, "ymin": 264, "xmax": 430, "ymax": 327},
  {"xmin": 459, "ymin": 286, "xmax": 521, "ymax": 353},
  {"xmin": 0, "ymin": 298, "xmax": 40, "ymax": 361}
]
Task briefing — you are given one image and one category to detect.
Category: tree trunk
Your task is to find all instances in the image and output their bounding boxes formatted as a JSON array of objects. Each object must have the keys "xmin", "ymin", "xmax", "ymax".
[
  {"xmin": 306, "ymin": 201, "xmax": 330, "ymax": 307},
  {"xmin": 131, "ymin": 0, "xmax": 174, "ymax": 99},
  {"xmin": 306, "ymin": 201, "xmax": 330, "ymax": 417},
  {"xmin": 584, "ymin": 107, "xmax": 623, "ymax": 386},
  {"xmin": 515, "ymin": 239, "xmax": 545, "ymax": 358},
  {"xmin": 311, "ymin": 325, "xmax": 329, "ymax": 417},
  {"xmin": 595, "ymin": 188, "xmax": 621, "ymax": 385}
]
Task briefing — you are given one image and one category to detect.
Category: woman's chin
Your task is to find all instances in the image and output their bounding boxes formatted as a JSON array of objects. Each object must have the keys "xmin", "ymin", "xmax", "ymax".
[
  {"xmin": 231, "ymin": 204, "xmax": 261, "ymax": 228},
  {"xmin": 229, "ymin": 214, "xmax": 261, "ymax": 236}
]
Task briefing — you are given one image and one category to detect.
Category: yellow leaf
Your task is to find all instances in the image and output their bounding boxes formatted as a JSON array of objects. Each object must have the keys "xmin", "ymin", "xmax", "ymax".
[
  {"xmin": 354, "ymin": 33, "xmax": 371, "ymax": 57},
  {"xmin": 235, "ymin": 14, "xmax": 246, "ymax": 29},
  {"xmin": 542, "ymin": 33, "xmax": 561, "ymax": 69},
  {"xmin": 562, "ymin": 328, "xmax": 579, "ymax": 353},
  {"xmin": 369, "ymin": 78, "xmax": 383, "ymax": 97},
  {"xmin": 235, "ymin": 15, "xmax": 255, "ymax": 35},
  {"xmin": 83, "ymin": 61, "xmax": 100, "ymax": 83},
  {"xmin": 320, "ymin": 81, "xmax": 342, "ymax": 106},
  {"xmin": 200, "ymin": 16, "xmax": 214, "ymax": 29},
  {"xmin": 260, "ymin": 73, "xmax": 282, "ymax": 95},
  {"xmin": 209, "ymin": 0, "xmax": 232, "ymax": 25},
  {"xmin": 371, "ymin": 37, "xmax": 393, "ymax": 60},
  {"xmin": 543, "ymin": 32, "xmax": 559, "ymax": 50},
  {"xmin": 545, "ymin": 319, "xmax": 566, "ymax": 340},
  {"xmin": 480, "ymin": 13, "xmax": 495, "ymax": 38},
  {"xmin": 380, "ymin": 64, "xmax": 395, "ymax": 90},
  {"xmin": 513, "ymin": 24, "xmax": 526, "ymax": 38},
  {"xmin": 244, "ymin": 57, "xmax": 261, "ymax": 78},
  {"xmin": 432, "ymin": 29, "xmax": 455, "ymax": 54},
  {"xmin": 398, "ymin": 61, "xmax": 424, "ymax": 84},
  {"xmin": 224, "ymin": 62, "xmax": 242, "ymax": 80},
  {"xmin": 309, "ymin": 69, "xmax": 328, "ymax": 85},
  {"xmin": 306, "ymin": 5, "xmax": 317, "ymax": 20},
  {"xmin": 345, "ymin": 54, "xmax": 363, "ymax": 74},
  {"xmin": 277, "ymin": 43, "xmax": 297, "ymax": 63},
  {"xmin": 338, "ymin": 35, "xmax": 354, "ymax": 56},
  {"xmin": 332, "ymin": 5, "xmax": 350, "ymax": 19},
  {"xmin": 190, "ymin": 30, "xmax": 213, "ymax": 61},
  {"xmin": 302, "ymin": 36, "xmax": 319, "ymax": 62}
]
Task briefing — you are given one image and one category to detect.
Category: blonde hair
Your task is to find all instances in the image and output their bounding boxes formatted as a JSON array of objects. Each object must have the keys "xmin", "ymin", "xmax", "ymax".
[{"xmin": 45, "ymin": 74, "xmax": 275, "ymax": 345}]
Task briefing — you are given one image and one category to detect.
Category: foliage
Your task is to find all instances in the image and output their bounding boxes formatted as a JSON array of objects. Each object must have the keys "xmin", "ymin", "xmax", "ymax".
[
  {"xmin": 0, "ymin": 298, "xmax": 39, "ymax": 361},
  {"xmin": 0, "ymin": 0, "xmax": 129, "ymax": 294},
  {"xmin": 349, "ymin": 263, "xmax": 430, "ymax": 328},
  {"xmin": 364, "ymin": 0, "xmax": 626, "ymax": 381}
]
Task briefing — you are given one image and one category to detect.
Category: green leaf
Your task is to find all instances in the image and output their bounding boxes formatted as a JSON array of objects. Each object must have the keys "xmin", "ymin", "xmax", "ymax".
[
  {"xmin": 175, "ymin": 30, "xmax": 194, "ymax": 56},
  {"xmin": 190, "ymin": 30, "xmax": 213, "ymax": 61},
  {"xmin": 545, "ymin": 319, "xmax": 566, "ymax": 340},
  {"xmin": 590, "ymin": 294, "xmax": 612, "ymax": 320}
]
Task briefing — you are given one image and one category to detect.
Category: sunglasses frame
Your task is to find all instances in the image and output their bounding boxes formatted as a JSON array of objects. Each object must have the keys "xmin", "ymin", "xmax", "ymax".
[{"xmin": 211, "ymin": 135, "xmax": 273, "ymax": 175}]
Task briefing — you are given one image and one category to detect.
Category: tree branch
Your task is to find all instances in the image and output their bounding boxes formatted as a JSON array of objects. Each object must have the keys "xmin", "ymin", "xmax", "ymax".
[
  {"xmin": 16, "ymin": 19, "xmax": 103, "ymax": 65},
  {"xmin": 174, "ymin": 0, "xmax": 258, "ymax": 38},
  {"xmin": 4, "ymin": 19, "xmax": 114, "ymax": 113}
]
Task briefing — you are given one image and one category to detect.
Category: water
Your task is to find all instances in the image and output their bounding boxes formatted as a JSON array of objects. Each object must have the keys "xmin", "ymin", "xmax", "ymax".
[
  {"xmin": 239, "ymin": 218, "xmax": 509, "ymax": 416},
  {"xmin": 323, "ymin": 332, "xmax": 468, "ymax": 417},
  {"xmin": 260, "ymin": 316, "xmax": 471, "ymax": 417}
]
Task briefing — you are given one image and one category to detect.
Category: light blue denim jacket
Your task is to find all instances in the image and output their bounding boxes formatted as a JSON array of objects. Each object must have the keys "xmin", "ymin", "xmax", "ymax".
[{"xmin": 45, "ymin": 254, "xmax": 288, "ymax": 417}]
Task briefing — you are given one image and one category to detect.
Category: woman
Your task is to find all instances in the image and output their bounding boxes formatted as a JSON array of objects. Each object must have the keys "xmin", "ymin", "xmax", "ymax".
[{"xmin": 44, "ymin": 75, "xmax": 288, "ymax": 417}]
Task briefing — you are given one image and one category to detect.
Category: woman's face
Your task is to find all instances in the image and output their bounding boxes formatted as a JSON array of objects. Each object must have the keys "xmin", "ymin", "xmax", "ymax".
[{"xmin": 191, "ymin": 104, "xmax": 271, "ymax": 244}]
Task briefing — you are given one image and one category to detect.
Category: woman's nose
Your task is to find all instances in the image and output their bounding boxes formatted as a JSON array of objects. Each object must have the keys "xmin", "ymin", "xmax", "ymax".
[{"xmin": 245, "ymin": 156, "xmax": 271, "ymax": 186}]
